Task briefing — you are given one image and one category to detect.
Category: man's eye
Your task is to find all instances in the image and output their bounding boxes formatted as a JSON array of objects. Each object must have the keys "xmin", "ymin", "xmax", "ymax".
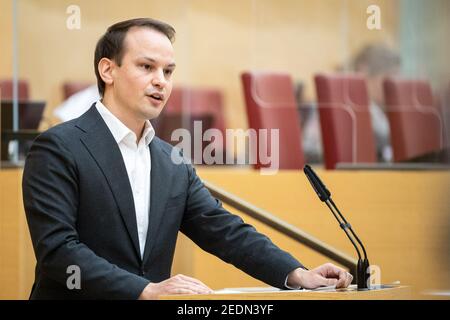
[
  {"xmin": 142, "ymin": 64, "xmax": 151, "ymax": 70},
  {"xmin": 164, "ymin": 69, "xmax": 173, "ymax": 76}
]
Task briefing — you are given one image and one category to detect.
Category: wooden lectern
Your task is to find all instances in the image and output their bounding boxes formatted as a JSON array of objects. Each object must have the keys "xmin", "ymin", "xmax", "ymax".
[{"xmin": 161, "ymin": 285, "xmax": 411, "ymax": 300}]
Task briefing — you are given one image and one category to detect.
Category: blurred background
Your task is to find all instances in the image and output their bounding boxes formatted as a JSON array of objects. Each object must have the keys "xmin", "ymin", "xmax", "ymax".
[
  {"xmin": 1, "ymin": 0, "xmax": 450, "ymax": 164},
  {"xmin": 0, "ymin": 0, "xmax": 449, "ymax": 299}
]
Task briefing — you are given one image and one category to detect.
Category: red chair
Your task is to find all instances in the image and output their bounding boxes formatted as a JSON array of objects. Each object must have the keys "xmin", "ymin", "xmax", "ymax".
[
  {"xmin": 314, "ymin": 73, "xmax": 377, "ymax": 169},
  {"xmin": 241, "ymin": 71, "xmax": 305, "ymax": 170},
  {"xmin": 158, "ymin": 86, "xmax": 226, "ymax": 164},
  {"xmin": 62, "ymin": 82, "xmax": 93, "ymax": 99},
  {"xmin": 383, "ymin": 77, "xmax": 443, "ymax": 162},
  {"xmin": 164, "ymin": 87, "xmax": 225, "ymax": 134},
  {"xmin": 0, "ymin": 79, "xmax": 30, "ymax": 100}
]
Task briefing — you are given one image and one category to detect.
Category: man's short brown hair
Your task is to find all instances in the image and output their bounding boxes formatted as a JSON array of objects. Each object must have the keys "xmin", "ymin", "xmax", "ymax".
[{"xmin": 94, "ymin": 18, "xmax": 176, "ymax": 97}]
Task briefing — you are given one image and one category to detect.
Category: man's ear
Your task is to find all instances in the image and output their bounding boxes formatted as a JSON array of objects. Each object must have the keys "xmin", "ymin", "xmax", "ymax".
[{"xmin": 98, "ymin": 57, "xmax": 115, "ymax": 87}]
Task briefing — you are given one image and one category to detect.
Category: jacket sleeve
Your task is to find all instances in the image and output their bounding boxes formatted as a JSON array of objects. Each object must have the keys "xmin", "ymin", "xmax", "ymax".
[
  {"xmin": 22, "ymin": 130, "xmax": 149, "ymax": 299},
  {"xmin": 179, "ymin": 163, "xmax": 304, "ymax": 289}
]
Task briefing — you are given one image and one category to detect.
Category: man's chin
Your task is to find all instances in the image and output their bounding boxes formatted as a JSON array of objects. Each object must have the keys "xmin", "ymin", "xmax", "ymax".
[{"xmin": 143, "ymin": 108, "xmax": 163, "ymax": 121}]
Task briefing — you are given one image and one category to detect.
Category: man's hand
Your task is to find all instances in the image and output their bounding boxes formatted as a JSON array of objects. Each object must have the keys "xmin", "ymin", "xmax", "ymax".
[
  {"xmin": 287, "ymin": 263, "xmax": 353, "ymax": 290},
  {"xmin": 138, "ymin": 274, "xmax": 213, "ymax": 300}
]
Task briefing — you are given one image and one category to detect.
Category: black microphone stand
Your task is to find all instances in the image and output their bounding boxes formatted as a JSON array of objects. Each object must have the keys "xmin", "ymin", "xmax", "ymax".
[
  {"xmin": 304, "ymin": 165, "xmax": 371, "ymax": 290},
  {"xmin": 325, "ymin": 198, "xmax": 370, "ymax": 290}
]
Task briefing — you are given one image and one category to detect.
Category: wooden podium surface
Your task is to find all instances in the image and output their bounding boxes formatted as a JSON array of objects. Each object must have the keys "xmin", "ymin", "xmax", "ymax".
[{"xmin": 161, "ymin": 285, "xmax": 411, "ymax": 300}]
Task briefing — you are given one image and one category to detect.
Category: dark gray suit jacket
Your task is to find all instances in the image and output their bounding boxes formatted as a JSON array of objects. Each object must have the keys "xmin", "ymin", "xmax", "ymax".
[{"xmin": 22, "ymin": 105, "xmax": 303, "ymax": 299}]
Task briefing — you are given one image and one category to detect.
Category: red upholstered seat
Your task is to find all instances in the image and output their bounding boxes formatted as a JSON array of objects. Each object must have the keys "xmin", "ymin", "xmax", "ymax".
[
  {"xmin": 314, "ymin": 73, "xmax": 377, "ymax": 169},
  {"xmin": 0, "ymin": 79, "xmax": 30, "ymax": 100},
  {"xmin": 241, "ymin": 71, "xmax": 305, "ymax": 170},
  {"xmin": 156, "ymin": 86, "xmax": 226, "ymax": 164},
  {"xmin": 383, "ymin": 77, "xmax": 443, "ymax": 162},
  {"xmin": 164, "ymin": 86, "xmax": 225, "ymax": 135}
]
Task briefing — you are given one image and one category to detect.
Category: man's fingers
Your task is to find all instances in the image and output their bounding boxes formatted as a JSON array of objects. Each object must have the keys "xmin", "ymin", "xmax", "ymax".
[
  {"xmin": 336, "ymin": 272, "xmax": 353, "ymax": 288},
  {"xmin": 170, "ymin": 287, "xmax": 199, "ymax": 295},
  {"xmin": 177, "ymin": 274, "xmax": 211, "ymax": 288},
  {"xmin": 325, "ymin": 264, "xmax": 353, "ymax": 287},
  {"xmin": 326, "ymin": 264, "xmax": 346, "ymax": 277},
  {"xmin": 324, "ymin": 277, "xmax": 338, "ymax": 287},
  {"xmin": 177, "ymin": 281, "xmax": 211, "ymax": 294},
  {"xmin": 167, "ymin": 283, "xmax": 211, "ymax": 295},
  {"xmin": 176, "ymin": 274, "xmax": 212, "ymax": 292},
  {"xmin": 344, "ymin": 272, "xmax": 354, "ymax": 287},
  {"xmin": 314, "ymin": 263, "xmax": 354, "ymax": 289},
  {"xmin": 335, "ymin": 269, "xmax": 347, "ymax": 288}
]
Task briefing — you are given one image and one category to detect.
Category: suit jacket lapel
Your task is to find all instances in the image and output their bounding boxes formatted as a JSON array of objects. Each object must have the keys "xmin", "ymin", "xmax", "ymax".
[
  {"xmin": 142, "ymin": 139, "xmax": 174, "ymax": 264},
  {"xmin": 76, "ymin": 105, "xmax": 141, "ymax": 261}
]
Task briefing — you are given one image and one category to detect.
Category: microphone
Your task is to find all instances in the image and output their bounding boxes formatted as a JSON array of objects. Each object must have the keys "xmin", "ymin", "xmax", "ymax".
[{"xmin": 303, "ymin": 164, "xmax": 371, "ymax": 290}]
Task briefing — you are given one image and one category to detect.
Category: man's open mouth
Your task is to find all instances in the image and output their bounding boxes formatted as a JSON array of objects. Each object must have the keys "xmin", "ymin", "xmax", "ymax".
[{"xmin": 148, "ymin": 93, "xmax": 164, "ymax": 101}]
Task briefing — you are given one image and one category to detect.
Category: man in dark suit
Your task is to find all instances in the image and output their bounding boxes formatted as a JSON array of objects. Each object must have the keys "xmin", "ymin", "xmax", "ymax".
[{"xmin": 22, "ymin": 18, "xmax": 353, "ymax": 300}]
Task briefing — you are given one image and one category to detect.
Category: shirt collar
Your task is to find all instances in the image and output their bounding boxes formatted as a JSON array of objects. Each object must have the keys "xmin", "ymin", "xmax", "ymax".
[
  {"xmin": 141, "ymin": 119, "xmax": 155, "ymax": 146},
  {"xmin": 95, "ymin": 100, "xmax": 155, "ymax": 146}
]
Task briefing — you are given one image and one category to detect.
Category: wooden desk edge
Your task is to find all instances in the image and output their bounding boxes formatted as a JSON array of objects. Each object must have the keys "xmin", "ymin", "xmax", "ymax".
[{"xmin": 160, "ymin": 285, "xmax": 412, "ymax": 300}]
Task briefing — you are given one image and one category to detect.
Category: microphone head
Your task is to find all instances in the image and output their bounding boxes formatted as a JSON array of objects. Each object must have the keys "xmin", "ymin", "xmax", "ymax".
[{"xmin": 303, "ymin": 164, "xmax": 331, "ymax": 202}]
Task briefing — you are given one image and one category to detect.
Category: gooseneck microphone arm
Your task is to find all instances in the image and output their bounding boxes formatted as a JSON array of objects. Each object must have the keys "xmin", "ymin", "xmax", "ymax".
[
  {"xmin": 304, "ymin": 164, "xmax": 371, "ymax": 290},
  {"xmin": 328, "ymin": 198, "xmax": 368, "ymax": 260},
  {"xmin": 324, "ymin": 200, "xmax": 362, "ymax": 261}
]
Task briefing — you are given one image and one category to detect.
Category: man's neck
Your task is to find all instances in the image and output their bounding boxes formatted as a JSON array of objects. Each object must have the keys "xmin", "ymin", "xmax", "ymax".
[{"xmin": 101, "ymin": 96, "xmax": 145, "ymax": 143}]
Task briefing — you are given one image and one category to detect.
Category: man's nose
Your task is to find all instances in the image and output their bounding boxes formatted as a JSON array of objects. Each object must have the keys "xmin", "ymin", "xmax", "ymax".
[{"xmin": 151, "ymin": 69, "xmax": 167, "ymax": 88}]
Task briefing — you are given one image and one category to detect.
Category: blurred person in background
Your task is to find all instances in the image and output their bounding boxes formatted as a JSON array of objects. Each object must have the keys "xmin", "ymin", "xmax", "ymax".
[
  {"xmin": 351, "ymin": 44, "xmax": 401, "ymax": 162},
  {"xmin": 53, "ymin": 84, "xmax": 100, "ymax": 123}
]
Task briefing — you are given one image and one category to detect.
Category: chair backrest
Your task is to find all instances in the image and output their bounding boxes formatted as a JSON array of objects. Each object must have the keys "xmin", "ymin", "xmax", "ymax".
[
  {"xmin": 62, "ymin": 82, "xmax": 93, "ymax": 100},
  {"xmin": 153, "ymin": 113, "xmax": 214, "ymax": 162},
  {"xmin": 383, "ymin": 77, "xmax": 443, "ymax": 162},
  {"xmin": 0, "ymin": 79, "xmax": 29, "ymax": 100},
  {"xmin": 164, "ymin": 87, "xmax": 226, "ymax": 134},
  {"xmin": 241, "ymin": 71, "xmax": 305, "ymax": 170},
  {"xmin": 157, "ymin": 87, "xmax": 226, "ymax": 164},
  {"xmin": 314, "ymin": 73, "xmax": 377, "ymax": 169}
]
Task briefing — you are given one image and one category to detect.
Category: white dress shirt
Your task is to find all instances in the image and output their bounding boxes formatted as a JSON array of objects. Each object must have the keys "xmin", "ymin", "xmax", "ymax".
[{"xmin": 95, "ymin": 101, "xmax": 154, "ymax": 258}]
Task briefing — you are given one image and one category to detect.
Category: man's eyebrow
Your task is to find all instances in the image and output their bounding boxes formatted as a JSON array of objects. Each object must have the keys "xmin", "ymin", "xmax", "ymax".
[{"xmin": 140, "ymin": 56, "xmax": 176, "ymax": 68}]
